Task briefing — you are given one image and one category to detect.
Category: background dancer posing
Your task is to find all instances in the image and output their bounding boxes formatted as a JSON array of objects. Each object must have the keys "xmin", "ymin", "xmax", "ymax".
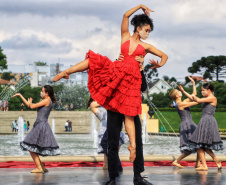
[
  {"xmin": 53, "ymin": 4, "xmax": 168, "ymax": 164},
  {"xmin": 12, "ymin": 85, "xmax": 60, "ymax": 173},
  {"xmin": 169, "ymin": 76, "xmax": 201, "ymax": 169},
  {"xmin": 87, "ymin": 98, "xmax": 129, "ymax": 171},
  {"xmin": 188, "ymin": 83, "xmax": 224, "ymax": 171}
]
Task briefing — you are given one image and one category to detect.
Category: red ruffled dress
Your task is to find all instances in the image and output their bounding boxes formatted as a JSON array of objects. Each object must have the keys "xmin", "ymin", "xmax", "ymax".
[{"xmin": 86, "ymin": 39, "xmax": 145, "ymax": 116}]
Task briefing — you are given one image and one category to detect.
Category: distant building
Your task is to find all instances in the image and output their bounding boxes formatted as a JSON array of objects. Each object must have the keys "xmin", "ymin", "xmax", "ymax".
[
  {"xmin": 143, "ymin": 79, "xmax": 172, "ymax": 98},
  {"xmin": 3, "ymin": 63, "xmax": 88, "ymax": 87}
]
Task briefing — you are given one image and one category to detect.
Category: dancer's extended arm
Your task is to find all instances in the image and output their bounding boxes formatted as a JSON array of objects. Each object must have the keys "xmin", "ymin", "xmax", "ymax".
[
  {"xmin": 12, "ymin": 93, "xmax": 30, "ymax": 107},
  {"xmin": 192, "ymin": 95, "xmax": 216, "ymax": 104},
  {"xmin": 121, "ymin": 5, "xmax": 154, "ymax": 41},
  {"xmin": 178, "ymin": 101, "xmax": 198, "ymax": 110},
  {"xmin": 28, "ymin": 98, "xmax": 50, "ymax": 109},
  {"xmin": 145, "ymin": 44, "xmax": 168, "ymax": 69}
]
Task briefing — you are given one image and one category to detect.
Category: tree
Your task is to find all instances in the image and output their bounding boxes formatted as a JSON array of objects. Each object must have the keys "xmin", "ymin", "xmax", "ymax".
[
  {"xmin": 144, "ymin": 64, "xmax": 158, "ymax": 83},
  {"xmin": 163, "ymin": 75, "xmax": 169, "ymax": 82},
  {"xmin": 169, "ymin": 77, "xmax": 177, "ymax": 83},
  {"xmin": 34, "ymin": 61, "xmax": 48, "ymax": 66},
  {"xmin": 0, "ymin": 46, "xmax": 7, "ymax": 71},
  {"xmin": 1, "ymin": 72, "xmax": 15, "ymax": 81},
  {"xmin": 188, "ymin": 56, "xmax": 226, "ymax": 81}
]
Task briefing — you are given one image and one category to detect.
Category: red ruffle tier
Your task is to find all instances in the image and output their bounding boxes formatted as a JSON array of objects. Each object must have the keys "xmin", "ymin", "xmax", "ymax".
[{"xmin": 86, "ymin": 50, "xmax": 142, "ymax": 116}]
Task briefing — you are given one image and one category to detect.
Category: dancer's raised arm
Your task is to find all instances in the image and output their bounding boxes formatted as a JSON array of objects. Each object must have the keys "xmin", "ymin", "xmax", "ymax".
[
  {"xmin": 181, "ymin": 76, "xmax": 197, "ymax": 103},
  {"xmin": 189, "ymin": 76, "xmax": 197, "ymax": 96},
  {"xmin": 121, "ymin": 5, "xmax": 154, "ymax": 42},
  {"xmin": 178, "ymin": 85, "xmax": 194, "ymax": 101}
]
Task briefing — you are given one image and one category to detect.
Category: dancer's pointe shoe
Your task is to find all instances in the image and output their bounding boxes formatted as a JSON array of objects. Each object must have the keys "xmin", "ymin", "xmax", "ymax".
[
  {"xmin": 127, "ymin": 145, "xmax": 136, "ymax": 163},
  {"xmin": 102, "ymin": 164, "xmax": 108, "ymax": 170},
  {"xmin": 216, "ymin": 161, "xmax": 222, "ymax": 169},
  {"xmin": 53, "ymin": 71, "xmax": 69, "ymax": 82},
  {"xmin": 195, "ymin": 166, "xmax": 208, "ymax": 171},
  {"xmin": 172, "ymin": 161, "xmax": 184, "ymax": 169},
  {"xmin": 195, "ymin": 164, "xmax": 203, "ymax": 168},
  {"xmin": 30, "ymin": 168, "xmax": 44, "ymax": 173},
  {"xmin": 41, "ymin": 162, "xmax": 49, "ymax": 172}
]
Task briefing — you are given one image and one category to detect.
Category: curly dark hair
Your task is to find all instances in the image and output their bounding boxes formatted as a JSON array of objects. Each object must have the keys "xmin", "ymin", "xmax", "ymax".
[{"xmin": 131, "ymin": 14, "xmax": 154, "ymax": 33}]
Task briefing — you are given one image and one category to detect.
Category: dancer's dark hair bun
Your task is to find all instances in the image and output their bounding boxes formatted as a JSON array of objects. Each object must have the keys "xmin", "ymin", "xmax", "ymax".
[
  {"xmin": 202, "ymin": 83, "xmax": 215, "ymax": 92},
  {"xmin": 131, "ymin": 14, "xmax": 154, "ymax": 33},
  {"xmin": 44, "ymin": 85, "xmax": 56, "ymax": 103}
]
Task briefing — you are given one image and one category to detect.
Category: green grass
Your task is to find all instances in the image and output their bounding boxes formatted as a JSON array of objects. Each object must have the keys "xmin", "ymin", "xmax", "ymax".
[{"xmin": 154, "ymin": 111, "xmax": 226, "ymax": 132}]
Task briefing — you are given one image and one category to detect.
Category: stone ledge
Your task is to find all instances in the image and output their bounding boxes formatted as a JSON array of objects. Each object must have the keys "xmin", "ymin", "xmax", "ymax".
[{"xmin": 1, "ymin": 155, "xmax": 226, "ymax": 162}]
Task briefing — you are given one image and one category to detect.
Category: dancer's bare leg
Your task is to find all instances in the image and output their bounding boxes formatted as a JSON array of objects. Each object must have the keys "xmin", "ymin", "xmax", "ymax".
[
  {"xmin": 172, "ymin": 153, "xmax": 190, "ymax": 168},
  {"xmin": 196, "ymin": 149, "xmax": 208, "ymax": 171},
  {"xmin": 53, "ymin": 59, "xmax": 89, "ymax": 81},
  {"xmin": 206, "ymin": 149, "xmax": 222, "ymax": 169},
  {"xmin": 124, "ymin": 115, "xmax": 136, "ymax": 163},
  {"xmin": 29, "ymin": 151, "xmax": 43, "ymax": 173},
  {"xmin": 195, "ymin": 153, "xmax": 202, "ymax": 168},
  {"xmin": 103, "ymin": 154, "xmax": 108, "ymax": 170}
]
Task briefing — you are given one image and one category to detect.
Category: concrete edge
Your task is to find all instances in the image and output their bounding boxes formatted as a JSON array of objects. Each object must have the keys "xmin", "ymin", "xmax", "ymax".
[{"xmin": 1, "ymin": 155, "xmax": 226, "ymax": 162}]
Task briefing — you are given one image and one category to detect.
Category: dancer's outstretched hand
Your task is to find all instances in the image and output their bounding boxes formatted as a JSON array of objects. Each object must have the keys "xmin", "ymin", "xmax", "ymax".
[
  {"xmin": 188, "ymin": 76, "xmax": 195, "ymax": 84},
  {"xmin": 149, "ymin": 59, "xmax": 161, "ymax": 69},
  {"xmin": 135, "ymin": 55, "xmax": 144, "ymax": 71},
  {"xmin": 117, "ymin": 53, "xmax": 124, "ymax": 61},
  {"xmin": 141, "ymin": 5, "xmax": 154, "ymax": 16},
  {"xmin": 177, "ymin": 85, "xmax": 184, "ymax": 92},
  {"xmin": 28, "ymin": 97, "xmax": 33, "ymax": 104},
  {"xmin": 12, "ymin": 93, "xmax": 21, "ymax": 98}
]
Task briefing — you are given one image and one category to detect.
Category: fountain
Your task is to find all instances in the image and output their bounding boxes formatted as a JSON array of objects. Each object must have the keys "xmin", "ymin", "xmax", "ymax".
[
  {"xmin": 142, "ymin": 114, "xmax": 149, "ymax": 144},
  {"xmin": 17, "ymin": 116, "xmax": 25, "ymax": 143},
  {"xmin": 91, "ymin": 113, "xmax": 98, "ymax": 148},
  {"xmin": 52, "ymin": 119, "xmax": 55, "ymax": 135},
  {"xmin": 0, "ymin": 75, "xmax": 31, "ymax": 101}
]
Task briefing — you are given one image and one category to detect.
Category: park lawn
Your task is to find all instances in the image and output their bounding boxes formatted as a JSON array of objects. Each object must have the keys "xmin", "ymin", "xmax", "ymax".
[{"xmin": 154, "ymin": 111, "xmax": 226, "ymax": 132}]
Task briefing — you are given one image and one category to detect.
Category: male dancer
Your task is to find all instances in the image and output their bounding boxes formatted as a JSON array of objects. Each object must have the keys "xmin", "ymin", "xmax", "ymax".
[{"xmin": 105, "ymin": 57, "xmax": 152, "ymax": 185}]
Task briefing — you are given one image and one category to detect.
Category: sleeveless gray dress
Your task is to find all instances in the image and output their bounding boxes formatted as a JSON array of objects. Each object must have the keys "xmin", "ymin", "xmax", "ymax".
[
  {"xmin": 20, "ymin": 100, "xmax": 61, "ymax": 156},
  {"xmin": 175, "ymin": 103, "xmax": 197, "ymax": 154},
  {"xmin": 96, "ymin": 106, "xmax": 129, "ymax": 154},
  {"xmin": 189, "ymin": 103, "xmax": 223, "ymax": 150}
]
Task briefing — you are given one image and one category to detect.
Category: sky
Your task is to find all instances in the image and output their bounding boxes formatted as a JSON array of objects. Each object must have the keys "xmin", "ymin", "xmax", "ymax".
[{"xmin": 0, "ymin": 0, "xmax": 226, "ymax": 81}]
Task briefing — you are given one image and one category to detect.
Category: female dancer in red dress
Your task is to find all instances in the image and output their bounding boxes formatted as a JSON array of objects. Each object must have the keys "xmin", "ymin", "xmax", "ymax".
[{"xmin": 53, "ymin": 4, "xmax": 168, "ymax": 162}]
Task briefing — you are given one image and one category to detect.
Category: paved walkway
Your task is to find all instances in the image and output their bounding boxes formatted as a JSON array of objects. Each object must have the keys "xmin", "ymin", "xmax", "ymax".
[{"xmin": 0, "ymin": 166, "xmax": 225, "ymax": 185}]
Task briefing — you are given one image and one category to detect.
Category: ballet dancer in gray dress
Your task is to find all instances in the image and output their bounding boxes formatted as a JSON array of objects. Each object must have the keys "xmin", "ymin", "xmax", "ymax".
[
  {"xmin": 189, "ymin": 83, "xmax": 223, "ymax": 171},
  {"xmin": 169, "ymin": 76, "xmax": 201, "ymax": 168},
  {"xmin": 87, "ymin": 98, "xmax": 129, "ymax": 170},
  {"xmin": 12, "ymin": 85, "xmax": 60, "ymax": 173}
]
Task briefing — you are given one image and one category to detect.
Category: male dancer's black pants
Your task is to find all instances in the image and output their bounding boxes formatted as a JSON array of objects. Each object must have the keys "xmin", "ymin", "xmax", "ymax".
[{"xmin": 107, "ymin": 110, "xmax": 144, "ymax": 178}]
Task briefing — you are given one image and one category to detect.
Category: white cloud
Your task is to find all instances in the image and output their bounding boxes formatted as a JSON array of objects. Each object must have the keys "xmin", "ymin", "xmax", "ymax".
[
  {"xmin": 172, "ymin": 0, "xmax": 226, "ymax": 23},
  {"xmin": 0, "ymin": 0, "xmax": 225, "ymax": 81}
]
